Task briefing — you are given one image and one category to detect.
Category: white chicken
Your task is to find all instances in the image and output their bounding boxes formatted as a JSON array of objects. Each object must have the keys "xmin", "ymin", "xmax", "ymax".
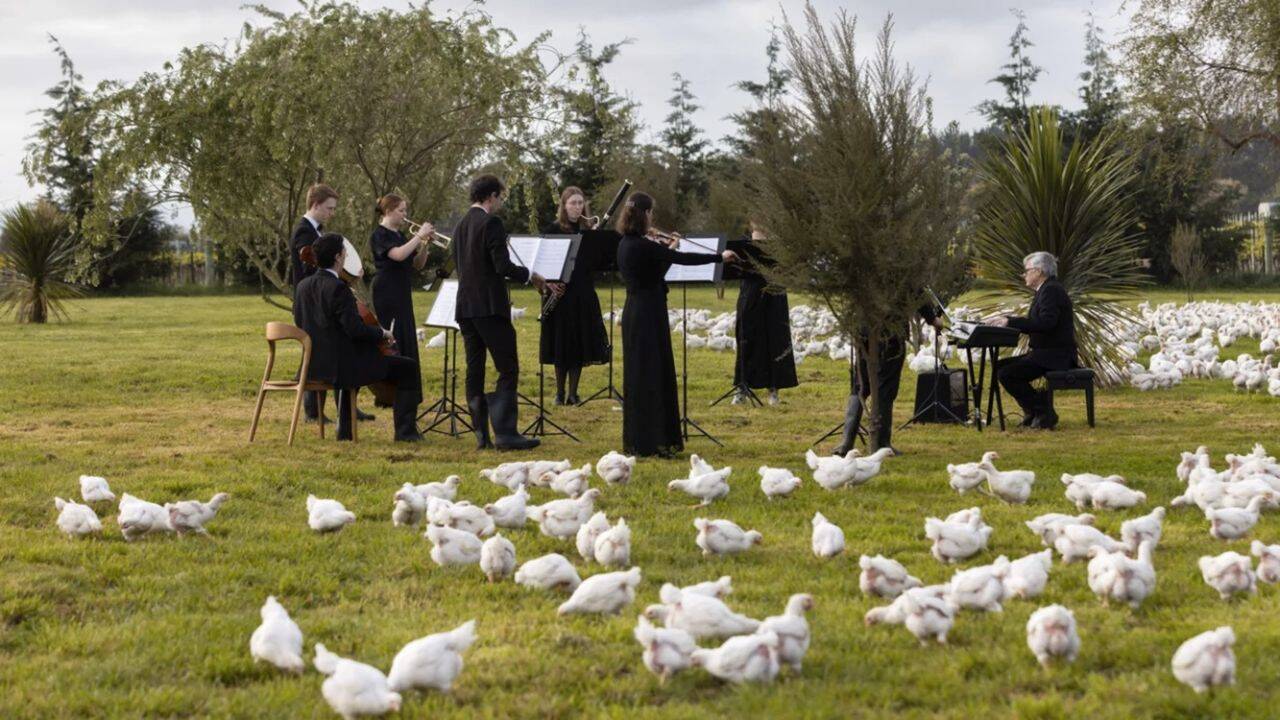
[
  {"xmin": 526, "ymin": 459, "xmax": 572, "ymax": 485},
  {"xmin": 1206, "ymin": 494, "xmax": 1275, "ymax": 540},
  {"xmin": 1025, "ymin": 605, "xmax": 1079, "ymax": 668},
  {"xmin": 1088, "ymin": 481, "xmax": 1147, "ymax": 511},
  {"xmin": 165, "ymin": 493, "xmax": 228, "ymax": 536},
  {"xmin": 526, "ymin": 489, "xmax": 601, "ymax": 539},
  {"xmin": 1198, "ymin": 551, "xmax": 1256, "ymax": 600},
  {"xmin": 863, "ymin": 584, "xmax": 949, "ymax": 627},
  {"xmin": 1004, "ymin": 549, "xmax": 1053, "ymax": 600},
  {"xmin": 596, "ymin": 451, "xmax": 636, "ymax": 485},
  {"xmin": 948, "ymin": 556, "xmax": 1010, "ymax": 612},
  {"xmin": 1053, "ymin": 524, "xmax": 1126, "ymax": 563},
  {"xmin": 425, "ymin": 523, "xmax": 482, "ymax": 567},
  {"xmin": 431, "ymin": 498, "xmax": 495, "ymax": 538},
  {"xmin": 514, "ymin": 553, "xmax": 581, "ymax": 592},
  {"xmin": 634, "ymin": 614, "xmax": 697, "ymax": 684},
  {"xmin": 593, "ymin": 518, "xmax": 632, "ymax": 568},
  {"xmin": 1251, "ymin": 540, "xmax": 1280, "ymax": 583},
  {"xmin": 805, "ymin": 449, "xmax": 860, "ymax": 490},
  {"xmin": 1171, "ymin": 626, "xmax": 1235, "ymax": 693},
  {"xmin": 758, "ymin": 466, "xmax": 802, "ymax": 499},
  {"xmin": 946, "ymin": 453, "xmax": 993, "ymax": 494},
  {"xmin": 668, "ymin": 463, "xmax": 731, "ymax": 506},
  {"xmin": 53, "ymin": 497, "xmax": 102, "ymax": 538},
  {"xmin": 118, "ymin": 493, "xmax": 173, "ymax": 541},
  {"xmin": 545, "ymin": 463, "xmax": 593, "ymax": 498},
  {"xmin": 694, "ymin": 518, "xmax": 762, "ymax": 556},
  {"xmin": 757, "ymin": 594, "xmax": 813, "ymax": 672},
  {"xmin": 416, "ymin": 475, "xmax": 461, "ymax": 501},
  {"xmin": 682, "ymin": 576, "xmax": 734, "ymax": 599},
  {"xmin": 79, "ymin": 475, "xmax": 115, "ymax": 503},
  {"xmin": 392, "ymin": 484, "xmax": 428, "ymax": 527},
  {"xmin": 483, "ymin": 484, "xmax": 529, "ymax": 529},
  {"xmin": 387, "ymin": 620, "xmax": 477, "ymax": 694},
  {"xmin": 858, "ymin": 554, "xmax": 922, "ymax": 599},
  {"xmin": 313, "ymin": 643, "xmax": 401, "ymax": 718},
  {"xmin": 479, "ymin": 534, "xmax": 516, "ymax": 582},
  {"xmin": 575, "ymin": 511, "xmax": 611, "ymax": 562},
  {"xmin": 847, "ymin": 448, "xmax": 895, "ymax": 486},
  {"xmin": 1121, "ymin": 507, "xmax": 1166, "ymax": 553},
  {"xmin": 558, "ymin": 567, "xmax": 643, "ymax": 615},
  {"xmin": 924, "ymin": 514, "xmax": 992, "ymax": 563},
  {"xmin": 690, "ymin": 632, "xmax": 780, "ymax": 684},
  {"xmin": 249, "ymin": 595, "xmax": 305, "ymax": 674},
  {"xmin": 1086, "ymin": 541, "xmax": 1156, "ymax": 609},
  {"xmin": 977, "ymin": 452, "xmax": 1035, "ymax": 503},
  {"xmin": 1024, "ymin": 513, "xmax": 1096, "ymax": 546},
  {"xmin": 648, "ymin": 583, "xmax": 760, "ymax": 639},
  {"xmin": 480, "ymin": 461, "xmax": 528, "ymax": 490},
  {"xmin": 810, "ymin": 512, "xmax": 846, "ymax": 559},
  {"xmin": 306, "ymin": 495, "xmax": 355, "ymax": 533},
  {"xmin": 900, "ymin": 587, "xmax": 958, "ymax": 645}
]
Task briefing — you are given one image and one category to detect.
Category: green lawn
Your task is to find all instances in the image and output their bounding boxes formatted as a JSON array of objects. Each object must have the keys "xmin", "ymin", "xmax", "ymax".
[{"xmin": 2, "ymin": 286, "xmax": 1280, "ymax": 719}]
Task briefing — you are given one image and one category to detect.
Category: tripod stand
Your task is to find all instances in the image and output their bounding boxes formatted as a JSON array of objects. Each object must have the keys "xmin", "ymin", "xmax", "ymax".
[
  {"xmin": 420, "ymin": 328, "xmax": 473, "ymax": 437},
  {"xmin": 523, "ymin": 357, "xmax": 580, "ymax": 441},
  {"xmin": 579, "ymin": 280, "xmax": 623, "ymax": 406},
  {"xmin": 899, "ymin": 328, "xmax": 965, "ymax": 429},
  {"xmin": 679, "ymin": 284, "xmax": 721, "ymax": 446},
  {"xmin": 710, "ymin": 382, "xmax": 763, "ymax": 407},
  {"xmin": 810, "ymin": 351, "xmax": 867, "ymax": 449}
]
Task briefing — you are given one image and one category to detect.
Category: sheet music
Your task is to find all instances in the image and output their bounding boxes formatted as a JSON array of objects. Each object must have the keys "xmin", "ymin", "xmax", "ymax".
[
  {"xmin": 664, "ymin": 237, "xmax": 723, "ymax": 283},
  {"xmin": 425, "ymin": 279, "xmax": 459, "ymax": 330},
  {"xmin": 506, "ymin": 235, "xmax": 575, "ymax": 281},
  {"xmin": 507, "ymin": 236, "xmax": 541, "ymax": 272}
]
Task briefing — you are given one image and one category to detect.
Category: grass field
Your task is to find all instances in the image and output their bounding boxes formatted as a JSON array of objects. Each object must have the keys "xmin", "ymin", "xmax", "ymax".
[{"xmin": 3, "ymin": 285, "xmax": 1280, "ymax": 719}]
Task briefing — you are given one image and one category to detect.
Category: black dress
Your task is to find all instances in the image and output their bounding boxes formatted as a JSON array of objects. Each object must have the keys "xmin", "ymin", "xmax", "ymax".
[
  {"xmin": 733, "ymin": 239, "xmax": 798, "ymax": 390},
  {"xmin": 370, "ymin": 225, "xmax": 422, "ymax": 402},
  {"xmin": 538, "ymin": 220, "xmax": 610, "ymax": 369},
  {"xmin": 617, "ymin": 234, "xmax": 722, "ymax": 457}
]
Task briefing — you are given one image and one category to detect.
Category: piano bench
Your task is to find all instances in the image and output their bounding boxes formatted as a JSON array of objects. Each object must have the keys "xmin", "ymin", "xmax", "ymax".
[{"xmin": 1045, "ymin": 369, "xmax": 1096, "ymax": 428}]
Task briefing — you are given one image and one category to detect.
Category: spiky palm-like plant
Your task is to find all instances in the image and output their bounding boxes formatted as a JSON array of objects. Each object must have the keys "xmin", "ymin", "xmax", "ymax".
[
  {"xmin": 973, "ymin": 107, "xmax": 1147, "ymax": 385},
  {"xmin": 0, "ymin": 201, "xmax": 81, "ymax": 323}
]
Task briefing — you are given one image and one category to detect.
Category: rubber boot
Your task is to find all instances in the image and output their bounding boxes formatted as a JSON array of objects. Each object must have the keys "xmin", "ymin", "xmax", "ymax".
[
  {"xmin": 467, "ymin": 395, "xmax": 493, "ymax": 450},
  {"xmin": 393, "ymin": 390, "xmax": 423, "ymax": 442},
  {"xmin": 487, "ymin": 390, "xmax": 539, "ymax": 450},
  {"xmin": 832, "ymin": 394, "xmax": 864, "ymax": 456}
]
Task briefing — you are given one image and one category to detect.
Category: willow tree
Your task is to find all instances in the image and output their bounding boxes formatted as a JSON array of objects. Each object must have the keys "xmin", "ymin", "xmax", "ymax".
[
  {"xmin": 745, "ymin": 6, "xmax": 969, "ymax": 443},
  {"xmin": 89, "ymin": 1, "xmax": 549, "ymax": 304},
  {"xmin": 972, "ymin": 108, "xmax": 1146, "ymax": 385}
]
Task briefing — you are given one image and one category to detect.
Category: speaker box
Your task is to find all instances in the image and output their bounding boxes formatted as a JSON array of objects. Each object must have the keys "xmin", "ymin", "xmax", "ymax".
[{"xmin": 912, "ymin": 368, "xmax": 969, "ymax": 423}]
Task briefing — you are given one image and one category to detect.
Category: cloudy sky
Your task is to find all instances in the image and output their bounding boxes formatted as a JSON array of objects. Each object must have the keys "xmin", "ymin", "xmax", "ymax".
[{"xmin": 1, "ymin": 0, "xmax": 1130, "ymax": 216}]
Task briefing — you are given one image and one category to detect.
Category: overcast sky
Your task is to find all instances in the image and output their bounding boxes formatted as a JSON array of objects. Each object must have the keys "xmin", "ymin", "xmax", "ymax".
[{"xmin": 1, "ymin": 0, "xmax": 1130, "ymax": 217}]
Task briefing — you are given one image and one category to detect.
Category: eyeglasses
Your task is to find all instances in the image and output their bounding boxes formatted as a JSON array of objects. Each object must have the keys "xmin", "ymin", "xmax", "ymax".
[{"xmin": 1022, "ymin": 268, "xmax": 1037, "ymax": 275}]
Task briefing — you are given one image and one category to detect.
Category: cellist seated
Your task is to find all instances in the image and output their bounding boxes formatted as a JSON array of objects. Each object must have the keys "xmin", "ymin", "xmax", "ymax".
[{"xmin": 292, "ymin": 233, "xmax": 424, "ymax": 442}]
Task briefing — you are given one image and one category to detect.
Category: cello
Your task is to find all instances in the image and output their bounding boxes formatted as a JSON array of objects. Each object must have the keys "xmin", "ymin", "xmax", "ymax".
[{"xmin": 299, "ymin": 237, "xmax": 399, "ymax": 407}]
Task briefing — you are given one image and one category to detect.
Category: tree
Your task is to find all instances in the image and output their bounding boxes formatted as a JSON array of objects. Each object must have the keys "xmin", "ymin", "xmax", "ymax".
[
  {"xmin": 977, "ymin": 10, "xmax": 1044, "ymax": 130},
  {"xmin": 972, "ymin": 108, "xmax": 1147, "ymax": 385},
  {"xmin": 90, "ymin": 1, "xmax": 548, "ymax": 305},
  {"xmin": 661, "ymin": 73, "xmax": 710, "ymax": 225},
  {"xmin": 0, "ymin": 201, "xmax": 81, "ymax": 323},
  {"xmin": 1170, "ymin": 222, "xmax": 1206, "ymax": 299},
  {"xmin": 745, "ymin": 6, "xmax": 969, "ymax": 449},
  {"xmin": 1073, "ymin": 12, "xmax": 1123, "ymax": 144},
  {"xmin": 22, "ymin": 36, "xmax": 95, "ymax": 240},
  {"xmin": 1123, "ymin": 0, "xmax": 1280, "ymax": 153}
]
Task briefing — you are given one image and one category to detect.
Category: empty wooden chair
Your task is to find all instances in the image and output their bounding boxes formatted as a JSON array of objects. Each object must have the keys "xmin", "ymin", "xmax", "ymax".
[{"xmin": 249, "ymin": 322, "xmax": 358, "ymax": 445}]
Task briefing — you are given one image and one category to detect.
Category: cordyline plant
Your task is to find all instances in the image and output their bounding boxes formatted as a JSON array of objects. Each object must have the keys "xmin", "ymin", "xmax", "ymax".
[{"xmin": 0, "ymin": 201, "xmax": 82, "ymax": 323}]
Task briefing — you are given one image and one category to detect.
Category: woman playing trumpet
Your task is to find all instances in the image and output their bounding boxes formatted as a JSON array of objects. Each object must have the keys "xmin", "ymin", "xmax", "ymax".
[
  {"xmin": 370, "ymin": 193, "xmax": 434, "ymax": 401},
  {"xmin": 540, "ymin": 186, "xmax": 610, "ymax": 405}
]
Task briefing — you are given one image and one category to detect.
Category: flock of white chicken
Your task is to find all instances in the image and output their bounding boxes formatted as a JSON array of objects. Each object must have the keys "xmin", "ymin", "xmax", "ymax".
[{"xmin": 52, "ymin": 439, "xmax": 1280, "ymax": 711}]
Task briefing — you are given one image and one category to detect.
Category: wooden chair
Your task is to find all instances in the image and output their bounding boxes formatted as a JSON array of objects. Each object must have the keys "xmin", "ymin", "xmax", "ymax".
[{"xmin": 249, "ymin": 322, "xmax": 358, "ymax": 445}]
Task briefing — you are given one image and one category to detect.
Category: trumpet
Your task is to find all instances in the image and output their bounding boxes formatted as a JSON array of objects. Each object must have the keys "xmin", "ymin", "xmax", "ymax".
[{"xmin": 405, "ymin": 218, "xmax": 450, "ymax": 249}]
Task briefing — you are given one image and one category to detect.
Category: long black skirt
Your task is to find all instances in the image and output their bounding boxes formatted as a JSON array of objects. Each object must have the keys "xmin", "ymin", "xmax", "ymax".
[
  {"xmin": 622, "ymin": 286, "xmax": 682, "ymax": 457},
  {"xmin": 372, "ymin": 284, "xmax": 422, "ymax": 406},
  {"xmin": 734, "ymin": 276, "xmax": 798, "ymax": 390},
  {"xmin": 539, "ymin": 279, "xmax": 610, "ymax": 368}
]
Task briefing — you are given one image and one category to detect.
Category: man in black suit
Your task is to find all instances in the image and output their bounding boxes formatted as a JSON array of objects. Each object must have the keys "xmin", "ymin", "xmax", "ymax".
[
  {"xmin": 991, "ymin": 251, "xmax": 1078, "ymax": 430},
  {"xmin": 454, "ymin": 174, "xmax": 561, "ymax": 450},
  {"xmin": 292, "ymin": 234, "xmax": 424, "ymax": 442}
]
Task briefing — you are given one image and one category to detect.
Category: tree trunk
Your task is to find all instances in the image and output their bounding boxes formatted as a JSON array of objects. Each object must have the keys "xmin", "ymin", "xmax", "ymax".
[{"xmin": 863, "ymin": 337, "xmax": 884, "ymax": 451}]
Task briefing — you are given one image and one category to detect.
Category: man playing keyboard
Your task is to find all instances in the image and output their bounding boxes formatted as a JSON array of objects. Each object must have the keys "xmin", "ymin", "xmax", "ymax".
[{"xmin": 989, "ymin": 251, "xmax": 1077, "ymax": 430}]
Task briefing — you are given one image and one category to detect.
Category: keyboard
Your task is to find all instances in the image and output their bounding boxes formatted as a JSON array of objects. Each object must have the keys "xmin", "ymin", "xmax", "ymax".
[{"xmin": 950, "ymin": 322, "xmax": 1020, "ymax": 348}]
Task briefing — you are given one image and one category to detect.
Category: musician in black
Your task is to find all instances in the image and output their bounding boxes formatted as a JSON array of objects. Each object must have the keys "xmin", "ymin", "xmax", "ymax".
[
  {"xmin": 833, "ymin": 304, "xmax": 943, "ymax": 455},
  {"xmin": 990, "ymin": 251, "xmax": 1077, "ymax": 430},
  {"xmin": 370, "ymin": 192, "xmax": 434, "ymax": 405},
  {"xmin": 455, "ymin": 174, "xmax": 560, "ymax": 451},
  {"xmin": 731, "ymin": 221, "xmax": 797, "ymax": 405},
  {"xmin": 292, "ymin": 233, "xmax": 424, "ymax": 442},
  {"xmin": 540, "ymin": 186, "xmax": 610, "ymax": 405},
  {"xmin": 616, "ymin": 192, "xmax": 738, "ymax": 457}
]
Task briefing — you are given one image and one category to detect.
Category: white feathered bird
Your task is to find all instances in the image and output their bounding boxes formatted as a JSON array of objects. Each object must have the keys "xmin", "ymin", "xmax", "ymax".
[
  {"xmin": 690, "ymin": 632, "xmax": 780, "ymax": 684},
  {"xmin": 858, "ymin": 554, "xmax": 922, "ymax": 599},
  {"xmin": 978, "ymin": 452, "xmax": 1035, "ymax": 503},
  {"xmin": 483, "ymin": 484, "xmax": 529, "ymax": 529},
  {"xmin": 54, "ymin": 497, "xmax": 102, "ymax": 538},
  {"xmin": 694, "ymin": 518, "xmax": 761, "ymax": 556},
  {"xmin": 313, "ymin": 643, "xmax": 401, "ymax": 718},
  {"xmin": 249, "ymin": 596, "xmax": 305, "ymax": 674},
  {"xmin": 810, "ymin": 512, "xmax": 845, "ymax": 558},
  {"xmin": 647, "ymin": 583, "xmax": 760, "ymax": 639},
  {"xmin": 425, "ymin": 523, "xmax": 482, "ymax": 567},
  {"xmin": 1198, "ymin": 551, "xmax": 1256, "ymax": 600},
  {"xmin": 514, "ymin": 553, "xmax": 581, "ymax": 592},
  {"xmin": 634, "ymin": 614, "xmax": 696, "ymax": 684},
  {"xmin": 596, "ymin": 451, "xmax": 636, "ymax": 485},
  {"xmin": 946, "ymin": 452, "xmax": 993, "ymax": 494},
  {"xmin": 165, "ymin": 493, "xmax": 228, "ymax": 536},
  {"xmin": 558, "ymin": 567, "xmax": 643, "ymax": 615},
  {"xmin": 479, "ymin": 534, "xmax": 516, "ymax": 582},
  {"xmin": 594, "ymin": 518, "xmax": 632, "ymax": 568},
  {"xmin": 306, "ymin": 495, "xmax": 355, "ymax": 533},
  {"xmin": 392, "ymin": 483, "xmax": 428, "ymax": 527},
  {"xmin": 387, "ymin": 620, "xmax": 477, "ymax": 694},
  {"xmin": 1171, "ymin": 626, "xmax": 1235, "ymax": 693},
  {"xmin": 1121, "ymin": 507, "xmax": 1166, "ymax": 553},
  {"xmin": 759, "ymin": 466, "xmax": 802, "ymax": 499},
  {"xmin": 79, "ymin": 475, "xmax": 115, "ymax": 503},
  {"xmin": 118, "ymin": 493, "xmax": 172, "ymax": 541},
  {"xmin": 1252, "ymin": 540, "xmax": 1280, "ymax": 583},
  {"xmin": 526, "ymin": 489, "xmax": 601, "ymax": 539},
  {"xmin": 1004, "ymin": 549, "xmax": 1053, "ymax": 600},
  {"xmin": 757, "ymin": 594, "xmax": 813, "ymax": 672},
  {"xmin": 575, "ymin": 511, "xmax": 611, "ymax": 562},
  {"xmin": 1026, "ymin": 605, "xmax": 1079, "ymax": 668}
]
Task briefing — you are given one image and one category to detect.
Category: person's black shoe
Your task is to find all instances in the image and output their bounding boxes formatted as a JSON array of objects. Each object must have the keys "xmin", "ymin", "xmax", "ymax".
[
  {"xmin": 487, "ymin": 390, "xmax": 540, "ymax": 451},
  {"xmin": 356, "ymin": 408, "xmax": 376, "ymax": 422},
  {"xmin": 395, "ymin": 432, "xmax": 426, "ymax": 443},
  {"xmin": 567, "ymin": 392, "xmax": 581, "ymax": 405},
  {"xmin": 1030, "ymin": 409, "xmax": 1059, "ymax": 430},
  {"xmin": 554, "ymin": 392, "xmax": 566, "ymax": 406},
  {"xmin": 305, "ymin": 414, "xmax": 331, "ymax": 424},
  {"xmin": 467, "ymin": 396, "xmax": 493, "ymax": 450},
  {"xmin": 1019, "ymin": 413, "xmax": 1038, "ymax": 428}
]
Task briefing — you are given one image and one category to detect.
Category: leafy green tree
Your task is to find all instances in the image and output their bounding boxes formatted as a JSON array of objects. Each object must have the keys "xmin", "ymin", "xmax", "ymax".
[
  {"xmin": 22, "ymin": 36, "xmax": 95, "ymax": 239},
  {"xmin": 553, "ymin": 32, "xmax": 640, "ymax": 205},
  {"xmin": 0, "ymin": 201, "xmax": 81, "ymax": 323},
  {"xmin": 973, "ymin": 108, "xmax": 1147, "ymax": 384},
  {"xmin": 977, "ymin": 10, "xmax": 1044, "ymax": 130},
  {"xmin": 1073, "ymin": 12, "xmax": 1123, "ymax": 144},
  {"xmin": 661, "ymin": 73, "xmax": 709, "ymax": 225},
  {"xmin": 745, "ymin": 6, "xmax": 969, "ymax": 448}
]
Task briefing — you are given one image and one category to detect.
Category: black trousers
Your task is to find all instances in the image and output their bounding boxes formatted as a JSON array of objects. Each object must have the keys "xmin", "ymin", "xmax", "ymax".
[
  {"xmin": 303, "ymin": 388, "xmax": 339, "ymax": 419},
  {"xmin": 998, "ymin": 354, "xmax": 1056, "ymax": 416},
  {"xmin": 458, "ymin": 315, "xmax": 519, "ymax": 400},
  {"xmin": 854, "ymin": 335, "xmax": 907, "ymax": 449},
  {"xmin": 335, "ymin": 354, "xmax": 420, "ymax": 440}
]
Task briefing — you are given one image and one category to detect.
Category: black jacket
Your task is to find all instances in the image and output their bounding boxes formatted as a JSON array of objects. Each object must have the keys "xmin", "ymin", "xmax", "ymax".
[
  {"xmin": 292, "ymin": 270, "xmax": 386, "ymax": 388},
  {"xmin": 289, "ymin": 217, "xmax": 321, "ymax": 287},
  {"xmin": 453, "ymin": 207, "xmax": 530, "ymax": 320},
  {"xmin": 1007, "ymin": 278, "xmax": 1077, "ymax": 368}
]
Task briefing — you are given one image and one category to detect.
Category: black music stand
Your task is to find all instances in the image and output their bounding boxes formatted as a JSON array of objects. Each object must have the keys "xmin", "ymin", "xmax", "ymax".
[
  {"xmin": 667, "ymin": 236, "xmax": 727, "ymax": 447},
  {"xmin": 810, "ymin": 351, "xmax": 868, "ymax": 449},
  {"xmin": 576, "ymin": 230, "xmax": 625, "ymax": 407},
  {"xmin": 510, "ymin": 234, "xmax": 581, "ymax": 441},
  {"xmin": 419, "ymin": 281, "xmax": 472, "ymax": 438}
]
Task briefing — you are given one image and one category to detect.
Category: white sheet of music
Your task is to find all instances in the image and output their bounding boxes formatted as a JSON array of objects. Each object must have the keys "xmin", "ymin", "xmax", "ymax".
[
  {"xmin": 506, "ymin": 235, "xmax": 573, "ymax": 281},
  {"xmin": 425, "ymin": 279, "xmax": 460, "ymax": 330},
  {"xmin": 664, "ymin": 237, "xmax": 722, "ymax": 283},
  {"xmin": 507, "ymin": 236, "xmax": 542, "ymax": 273}
]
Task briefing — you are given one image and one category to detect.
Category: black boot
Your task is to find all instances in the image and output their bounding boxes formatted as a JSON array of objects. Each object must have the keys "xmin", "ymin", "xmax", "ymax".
[
  {"xmin": 467, "ymin": 395, "xmax": 493, "ymax": 450},
  {"xmin": 392, "ymin": 391, "xmax": 423, "ymax": 442},
  {"xmin": 486, "ymin": 390, "xmax": 540, "ymax": 451},
  {"xmin": 832, "ymin": 394, "xmax": 864, "ymax": 456}
]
